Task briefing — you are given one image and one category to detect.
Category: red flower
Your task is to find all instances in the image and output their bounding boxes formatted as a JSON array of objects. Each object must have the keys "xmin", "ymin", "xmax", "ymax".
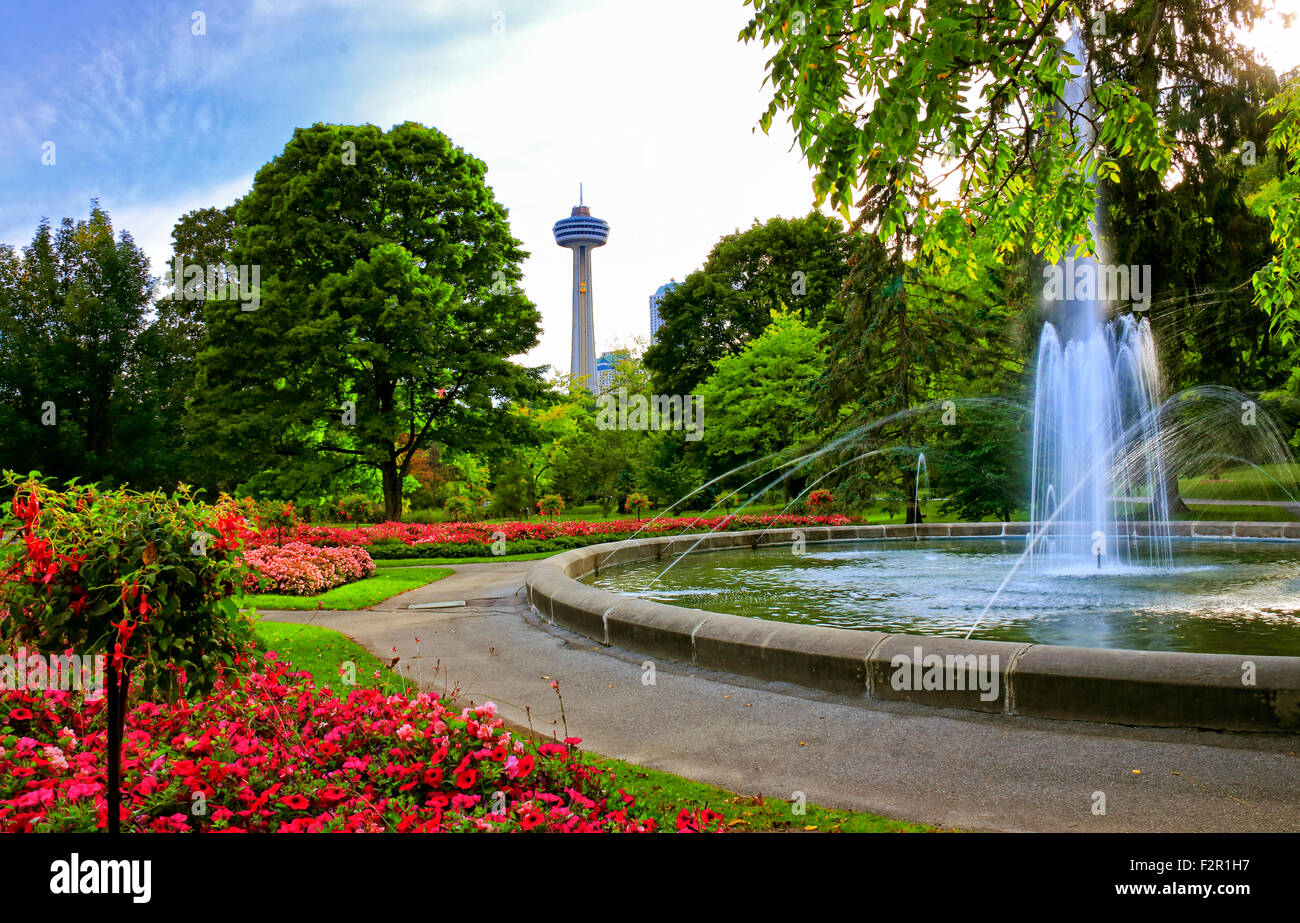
[
  {"xmin": 9, "ymin": 708, "xmax": 32, "ymax": 720},
  {"xmin": 518, "ymin": 805, "xmax": 545, "ymax": 830},
  {"xmin": 278, "ymin": 794, "xmax": 310, "ymax": 811},
  {"xmin": 454, "ymin": 767, "xmax": 478, "ymax": 790},
  {"xmin": 506, "ymin": 754, "xmax": 534, "ymax": 780}
]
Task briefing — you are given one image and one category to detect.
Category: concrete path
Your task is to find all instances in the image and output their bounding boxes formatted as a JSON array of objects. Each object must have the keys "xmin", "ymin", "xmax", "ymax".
[{"xmin": 260, "ymin": 562, "xmax": 1300, "ymax": 832}]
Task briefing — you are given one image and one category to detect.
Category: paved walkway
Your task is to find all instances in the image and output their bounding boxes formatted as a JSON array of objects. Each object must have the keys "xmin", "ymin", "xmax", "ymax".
[{"xmin": 260, "ymin": 562, "xmax": 1300, "ymax": 832}]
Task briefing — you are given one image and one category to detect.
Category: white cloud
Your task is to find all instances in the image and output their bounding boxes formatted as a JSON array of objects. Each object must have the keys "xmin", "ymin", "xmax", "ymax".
[
  {"xmin": 0, "ymin": 174, "xmax": 254, "ymax": 281},
  {"xmin": 111, "ymin": 173, "xmax": 254, "ymax": 277}
]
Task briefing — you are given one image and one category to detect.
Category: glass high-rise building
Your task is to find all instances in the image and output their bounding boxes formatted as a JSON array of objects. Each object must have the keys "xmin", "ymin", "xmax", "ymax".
[
  {"xmin": 596, "ymin": 349, "xmax": 631, "ymax": 392},
  {"xmin": 649, "ymin": 280, "xmax": 675, "ymax": 340}
]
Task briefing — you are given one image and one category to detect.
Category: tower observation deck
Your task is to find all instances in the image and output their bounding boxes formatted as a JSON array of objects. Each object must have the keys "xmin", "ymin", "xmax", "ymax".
[{"xmin": 553, "ymin": 186, "xmax": 609, "ymax": 392}]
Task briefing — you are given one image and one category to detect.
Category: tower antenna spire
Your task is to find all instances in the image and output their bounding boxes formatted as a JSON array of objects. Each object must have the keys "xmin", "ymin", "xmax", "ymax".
[{"xmin": 579, "ymin": 182, "xmax": 583, "ymax": 207}]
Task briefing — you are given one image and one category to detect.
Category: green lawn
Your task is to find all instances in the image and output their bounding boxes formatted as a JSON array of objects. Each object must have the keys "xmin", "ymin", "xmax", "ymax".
[
  {"xmin": 253, "ymin": 620, "xmax": 418, "ymax": 696},
  {"xmin": 1180, "ymin": 461, "xmax": 1300, "ymax": 504},
  {"xmin": 244, "ymin": 564, "xmax": 453, "ymax": 610},
  {"xmin": 252, "ymin": 620, "xmax": 945, "ymax": 833},
  {"xmin": 1180, "ymin": 503, "xmax": 1297, "ymax": 522},
  {"xmin": 379, "ymin": 550, "xmax": 561, "ymax": 566},
  {"xmin": 578, "ymin": 751, "xmax": 942, "ymax": 832}
]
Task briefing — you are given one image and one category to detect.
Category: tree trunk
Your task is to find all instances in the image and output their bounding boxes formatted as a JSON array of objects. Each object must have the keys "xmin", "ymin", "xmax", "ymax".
[
  {"xmin": 1162, "ymin": 468, "xmax": 1190, "ymax": 519},
  {"xmin": 382, "ymin": 464, "xmax": 403, "ymax": 522}
]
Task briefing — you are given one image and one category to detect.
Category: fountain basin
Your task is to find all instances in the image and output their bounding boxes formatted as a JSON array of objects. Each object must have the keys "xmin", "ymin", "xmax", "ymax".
[{"xmin": 524, "ymin": 525, "xmax": 1300, "ymax": 731}]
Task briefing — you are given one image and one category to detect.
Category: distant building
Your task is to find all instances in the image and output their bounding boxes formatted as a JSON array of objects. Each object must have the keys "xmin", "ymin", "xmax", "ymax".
[
  {"xmin": 649, "ymin": 279, "xmax": 676, "ymax": 340},
  {"xmin": 596, "ymin": 348, "xmax": 631, "ymax": 392}
]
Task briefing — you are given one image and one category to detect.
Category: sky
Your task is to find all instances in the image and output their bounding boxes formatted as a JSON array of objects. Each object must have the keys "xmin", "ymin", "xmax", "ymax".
[
  {"xmin": 0, "ymin": 0, "xmax": 825, "ymax": 376},
  {"xmin": 2, "ymin": 0, "xmax": 1297, "ymax": 376}
]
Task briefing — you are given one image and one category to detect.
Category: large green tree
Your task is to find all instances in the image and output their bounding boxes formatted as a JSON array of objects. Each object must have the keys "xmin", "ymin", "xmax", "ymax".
[
  {"xmin": 697, "ymin": 309, "xmax": 826, "ymax": 474},
  {"xmin": 1254, "ymin": 74, "xmax": 1300, "ymax": 405},
  {"xmin": 643, "ymin": 213, "xmax": 852, "ymax": 395},
  {"xmin": 0, "ymin": 205, "xmax": 158, "ymax": 486},
  {"xmin": 1085, "ymin": 0, "xmax": 1286, "ymax": 394},
  {"xmin": 188, "ymin": 122, "xmax": 542, "ymax": 519},
  {"xmin": 817, "ymin": 230, "xmax": 1029, "ymax": 522}
]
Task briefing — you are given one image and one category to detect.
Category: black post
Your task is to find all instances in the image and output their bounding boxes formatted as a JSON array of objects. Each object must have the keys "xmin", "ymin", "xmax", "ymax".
[{"xmin": 105, "ymin": 661, "xmax": 122, "ymax": 834}]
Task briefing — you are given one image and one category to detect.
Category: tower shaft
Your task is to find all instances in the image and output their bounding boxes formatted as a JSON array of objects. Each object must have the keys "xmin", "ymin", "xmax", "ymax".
[{"xmin": 570, "ymin": 245, "xmax": 597, "ymax": 388}]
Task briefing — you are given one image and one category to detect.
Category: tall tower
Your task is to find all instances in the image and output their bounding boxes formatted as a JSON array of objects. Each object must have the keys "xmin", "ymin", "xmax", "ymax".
[{"xmin": 553, "ymin": 185, "xmax": 609, "ymax": 393}]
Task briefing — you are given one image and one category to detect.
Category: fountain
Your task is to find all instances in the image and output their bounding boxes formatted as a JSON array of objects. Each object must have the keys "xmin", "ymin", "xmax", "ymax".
[
  {"xmin": 538, "ymin": 26, "xmax": 1300, "ymax": 731},
  {"xmin": 1027, "ymin": 27, "xmax": 1173, "ymax": 572}
]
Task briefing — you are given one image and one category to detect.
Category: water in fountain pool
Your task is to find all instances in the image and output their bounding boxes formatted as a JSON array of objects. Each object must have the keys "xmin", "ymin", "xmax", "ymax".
[{"xmin": 584, "ymin": 539, "xmax": 1300, "ymax": 656}]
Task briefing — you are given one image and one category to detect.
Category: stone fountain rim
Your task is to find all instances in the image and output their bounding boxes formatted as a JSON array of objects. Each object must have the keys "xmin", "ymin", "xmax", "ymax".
[{"xmin": 522, "ymin": 523, "xmax": 1300, "ymax": 732}]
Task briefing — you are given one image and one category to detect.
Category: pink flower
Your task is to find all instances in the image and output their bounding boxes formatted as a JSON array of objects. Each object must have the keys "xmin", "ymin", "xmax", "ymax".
[{"xmin": 42, "ymin": 745, "xmax": 69, "ymax": 772}]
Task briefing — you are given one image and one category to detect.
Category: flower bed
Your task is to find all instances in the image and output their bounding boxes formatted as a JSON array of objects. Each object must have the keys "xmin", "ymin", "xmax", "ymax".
[
  {"xmin": 247, "ymin": 513, "xmax": 860, "ymax": 554},
  {"xmin": 0, "ymin": 654, "xmax": 724, "ymax": 833},
  {"xmin": 242, "ymin": 542, "xmax": 376, "ymax": 596}
]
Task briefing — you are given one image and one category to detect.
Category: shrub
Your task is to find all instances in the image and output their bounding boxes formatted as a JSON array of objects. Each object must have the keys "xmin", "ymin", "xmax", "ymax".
[
  {"xmin": 807, "ymin": 489, "xmax": 833, "ymax": 511},
  {"xmin": 403, "ymin": 508, "xmax": 447, "ymax": 525},
  {"xmin": 0, "ymin": 473, "xmax": 255, "ymax": 701},
  {"xmin": 360, "ymin": 541, "xmax": 434, "ymax": 560},
  {"xmin": 219, "ymin": 493, "xmax": 261, "ymax": 528},
  {"xmin": 624, "ymin": 492, "xmax": 651, "ymax": 518},
  {"xmin": 444, "ymin": 495, "xmax": 476, "ymax": 522},
  {"xmin": 333, "ymin": 494, "xmax": 385, "ymax": 524},
  {"xmin": 258, "ymin": 499, "xmax": 301, "ymax": 544},
  {"xmin": 537, "ymin": 494, "xmax": 565, "ymax": 518},
  {"xmin": 243, "ymin": 542, "xmax": 375, "ymax": 596}
]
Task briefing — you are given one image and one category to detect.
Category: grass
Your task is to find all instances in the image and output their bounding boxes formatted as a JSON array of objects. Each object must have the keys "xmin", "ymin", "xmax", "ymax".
[
  {"xmin": 244, "ymin": 564, "xmax": 453, "ymax": 610},
  {"xmin": 378, "ymin": 550, "xmax": 561, "ymax": 566},
  {"xmin": 577, "ymin": 751, "xmax": 942, "ymax": 833},
  {"xmin": 253, "ymin": 620, "xmax": 417, "ymax": 696},
  {"xmin": 1180, "ymin": 503, "xmax": 1297, "ymax": 522},
  {"xmin": 253, "ymin": 620, "xmax": 944, "ymax": 833},
  {"xmin": 1180, "ymin": 461, "xmax": 1300, "ymax": 504}
]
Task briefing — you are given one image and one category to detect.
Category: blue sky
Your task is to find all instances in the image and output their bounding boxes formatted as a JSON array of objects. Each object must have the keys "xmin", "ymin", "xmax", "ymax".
[
  {"xmin": 5, "ymin": 1, "xmax": 1296, "ymax": 374},
  {"xmin": 0, "ymin": 0, "xmax": 826, "ymax": 373}
]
